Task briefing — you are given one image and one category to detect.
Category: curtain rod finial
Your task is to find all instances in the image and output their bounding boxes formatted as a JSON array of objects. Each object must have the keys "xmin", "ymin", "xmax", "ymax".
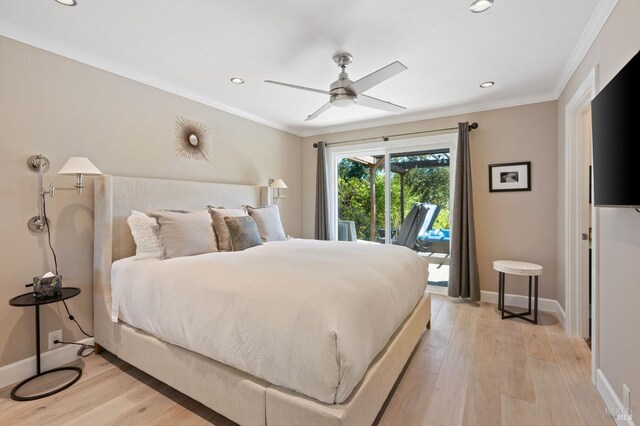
[
  {"xmin": 469, "ymin": 122, "xmax": 479, "ymax": 131},
  {"xmin": 313, "ymin": 142, "xmax": 318, "ymax": 148}
]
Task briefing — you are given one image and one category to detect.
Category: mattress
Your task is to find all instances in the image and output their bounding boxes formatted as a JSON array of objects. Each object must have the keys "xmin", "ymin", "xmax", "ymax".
[{"xmin": 110, "ymin": 239, "xmax": 428, "ymax": 404}]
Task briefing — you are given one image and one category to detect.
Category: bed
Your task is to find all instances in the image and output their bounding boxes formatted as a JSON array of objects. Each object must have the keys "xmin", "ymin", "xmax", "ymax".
[{"xmin": 94, "ymin": 175, "xmax": 431, "ymax": 426}]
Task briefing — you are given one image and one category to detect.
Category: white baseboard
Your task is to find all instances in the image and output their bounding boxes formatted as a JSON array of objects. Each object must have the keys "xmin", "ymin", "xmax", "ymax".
[
  {"xmin": 0, "ymin": 337, "xmax": 94, "ymax": 389},
  {"xmin": 481, "ymin": 290, "xmax": 566, "ymax": 328},
  {"xmin": 597, "ymin": 369, "xmax": 635, "ymax": 426}
]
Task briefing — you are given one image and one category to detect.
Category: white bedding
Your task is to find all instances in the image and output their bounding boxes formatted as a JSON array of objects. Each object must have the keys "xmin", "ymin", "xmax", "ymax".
[{"xmin": 111, "ymin": 239, "xmax": 428, "ymax": 404}]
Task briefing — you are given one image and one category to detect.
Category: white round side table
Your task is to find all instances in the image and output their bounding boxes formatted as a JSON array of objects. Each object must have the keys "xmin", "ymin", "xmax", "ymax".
[{"xmin": 493, "ymin": 260, "xmax": 543, "ymax": 324}]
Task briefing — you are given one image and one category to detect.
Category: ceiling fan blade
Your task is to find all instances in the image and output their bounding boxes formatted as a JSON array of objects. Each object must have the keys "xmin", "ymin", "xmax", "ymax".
[
  {"xmin": 264, "ymin": 80, "xmax": 330, "ymax": 95},
  {"xmin": 358, "ymin": 95, "xmax": 406, "ymax": 113},
  {"xmin": 346, "ymin": 61, "xmax": 407, "ymax": 95},
  {"xmin": 305, "ymin": 103, "xmax": 333, "ymax": 121}
]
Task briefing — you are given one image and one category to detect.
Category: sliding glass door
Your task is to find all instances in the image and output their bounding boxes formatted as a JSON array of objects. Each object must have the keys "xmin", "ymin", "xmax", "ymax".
[{"xmin": 330, "ymin": 134, "xmax": 456, "ymax": 287}]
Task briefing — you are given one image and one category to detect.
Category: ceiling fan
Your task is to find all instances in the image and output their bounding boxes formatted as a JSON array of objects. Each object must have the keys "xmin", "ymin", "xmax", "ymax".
[{"xmin": 265, "ymin": 53, "xmax": 408, "ymax": 121}]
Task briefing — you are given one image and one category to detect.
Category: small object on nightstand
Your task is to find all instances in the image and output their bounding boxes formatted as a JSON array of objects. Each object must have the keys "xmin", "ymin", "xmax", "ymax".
[
  {"xmin": 32, "ymin": 272, "xmax": 62, "ymax": 299},
  {"xmin": 8, "ymin": 287, "xmax": 82, "ymax": 401}
]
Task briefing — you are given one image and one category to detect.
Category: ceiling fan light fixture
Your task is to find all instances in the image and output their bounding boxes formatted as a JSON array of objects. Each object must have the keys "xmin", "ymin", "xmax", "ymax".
[
  {"xmin": 479, "ymin": 81, "xmax": 495, "ymax": 88},
  {"xmin": 470, "ymin": 0, "xmax": 493, "ymax": 13},
  {"xmin": 230, "ymin": 77, "xmax": 245, "ymax": 85},
  {"xmin": 55, "ymin": 0, "xmax": 77, "ymax": 5},
  {"xmin": 331, "ymin": 94, "xmax": 357, "ymax": 108}
]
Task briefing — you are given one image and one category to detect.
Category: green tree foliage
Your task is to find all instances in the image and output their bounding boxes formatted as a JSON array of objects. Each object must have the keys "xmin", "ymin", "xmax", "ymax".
[
  {"xmin": 338, "ymin": 158, "xmax": 450, "ymax": 241},
  {"xmin": 403, "ymin": 166, "xmax": 450, "ymax": 230}
]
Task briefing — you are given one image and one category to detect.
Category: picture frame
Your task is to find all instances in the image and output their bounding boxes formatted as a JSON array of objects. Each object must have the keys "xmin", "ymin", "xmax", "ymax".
[{"xmin": 489, "ymin": 161, "xmax": 531, "ymax": 192}]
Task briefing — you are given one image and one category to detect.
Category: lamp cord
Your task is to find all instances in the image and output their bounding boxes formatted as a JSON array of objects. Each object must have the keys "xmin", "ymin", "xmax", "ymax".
[{"xmin": 42, "ymin": 194, "xmax": 94, "ymax": 341}]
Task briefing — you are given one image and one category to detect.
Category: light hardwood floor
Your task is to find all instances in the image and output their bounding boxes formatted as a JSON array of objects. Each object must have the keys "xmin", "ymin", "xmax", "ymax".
[{"xmin": 0, "ymin": 295, "xmax": 614, "ymax": 425}]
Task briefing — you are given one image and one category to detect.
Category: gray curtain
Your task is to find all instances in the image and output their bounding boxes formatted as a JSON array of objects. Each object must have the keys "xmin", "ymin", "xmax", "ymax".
[
  {"xmin": 448, "ymin": 123, "xmax": 480, "ymax": 301},
  {"xmin": 315, "ymin": 141, "xmax": 330, "ymax": 240}
]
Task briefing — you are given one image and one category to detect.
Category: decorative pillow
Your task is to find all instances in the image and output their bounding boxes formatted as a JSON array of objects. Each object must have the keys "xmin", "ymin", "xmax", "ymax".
[
  {"xmin": 246, "ymin": 205, "xmax": 287, "ymax": 242},
  {"xmin": 127, "ymin": 210, "xmax": 163, "ymax": 260},
  {"xmin": 224, "ymin": 216, "xmax": 264, "ymax": 251},
  {"xmin": 148, "ymin": 210, "xmax": 217, "ymax": 259},
  {"xmin": 207, "ymin": 206, "xmax": 248, "ymax": 252}
]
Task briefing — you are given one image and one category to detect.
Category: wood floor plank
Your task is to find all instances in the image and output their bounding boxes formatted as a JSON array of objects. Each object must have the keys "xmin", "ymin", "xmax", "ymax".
[
  {"xmin": 501, "ymin": 394, "xmax": 537, "ymax": 426},
  {"xmin": 499, "ymin": 319, "xmax": 536, "ymax": 402},
  {"xmin": 521, "ymin": 321, "xmax": 556, "ymax": 362},
  {"xmin": 476, "ymin": 302, "xmax": 500, "ymax": 323},
  {"xmin": 451, "ymin": 302, "xmax": 478, "ymax": 344},
  {"xmin": 409, "ymin": 298, "xmax": 461, "ymax": 373},
  {"xmin": 377, "ymin": 367, "xmax": 438, "ymax": 426},
  {"xmin": 467, "ymin": 318, "xmax": 502, "ymax": 426},
  {"xmin": 423, "ymin": 339, "xmax": 474, "ymax": 425},
  {"xmin": 529, "ymin": 357, "xmax": 583, "ymax": 426},
  {"xmin": 545, "ymin": 330, "xmax": 614, "ymax": 425}
]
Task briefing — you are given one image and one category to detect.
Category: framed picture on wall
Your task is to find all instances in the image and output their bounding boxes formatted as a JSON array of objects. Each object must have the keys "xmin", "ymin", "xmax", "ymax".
[{"xmin": 489, "ymin": 161, "xmax": 531, "ymax": 192}]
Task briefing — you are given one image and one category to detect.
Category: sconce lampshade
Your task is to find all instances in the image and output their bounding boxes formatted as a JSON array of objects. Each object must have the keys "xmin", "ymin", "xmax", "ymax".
[
  {"xmin": 57, "ymin": 157, "xmax": 102, "ymax": 176},
  {"xmin": 271, "ymin": 178, "xmax": 288, "ymax": 189}
]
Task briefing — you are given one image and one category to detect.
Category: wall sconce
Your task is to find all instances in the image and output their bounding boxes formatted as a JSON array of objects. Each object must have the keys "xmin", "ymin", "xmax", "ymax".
[
  {"xmin": 268, "ymin": 178, "xmax": 288, "ymax": 204},
  {"xmin": 27, "ymin": 154, "xmax": 102, "ymax": 232}
]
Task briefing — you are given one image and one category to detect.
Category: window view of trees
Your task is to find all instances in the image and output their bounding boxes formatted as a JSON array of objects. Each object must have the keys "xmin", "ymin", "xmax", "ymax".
[{"xmin": 338, "ymin": 155, "xmax": 450, "ymax": 241}]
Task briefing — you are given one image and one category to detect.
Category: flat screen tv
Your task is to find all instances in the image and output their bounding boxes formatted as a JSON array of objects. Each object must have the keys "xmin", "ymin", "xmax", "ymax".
[{"xmin": 591, "ymin": 51, "xmax": 639, "ymax": 207}]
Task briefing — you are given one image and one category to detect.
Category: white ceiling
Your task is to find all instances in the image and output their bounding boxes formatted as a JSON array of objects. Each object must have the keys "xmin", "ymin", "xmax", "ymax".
[{"xmin": 1, "ymin": 0, "xmax": 606, "ymax": 136}]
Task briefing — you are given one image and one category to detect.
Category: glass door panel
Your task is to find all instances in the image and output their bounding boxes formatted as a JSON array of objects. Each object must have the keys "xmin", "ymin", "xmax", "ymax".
[{"xmin": 389, "ymin": 149, "xmax": 451, "ymax": 287}]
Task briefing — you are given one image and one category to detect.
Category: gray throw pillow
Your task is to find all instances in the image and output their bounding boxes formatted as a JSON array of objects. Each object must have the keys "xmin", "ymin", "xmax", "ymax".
[
  {"xmin": 224, "ymin": 216, "xmax": 264, "ymax": 251},
  {"xmin": 148, "ymin": 210, "xmax": 218, "ymax": 259},
  {"xmin": 246, "ymin": 205, "xmax": 287, "ymax": 242},
  {"xmin": 207, "ymin": 206, "xmax": 248, "ymax": 252}
]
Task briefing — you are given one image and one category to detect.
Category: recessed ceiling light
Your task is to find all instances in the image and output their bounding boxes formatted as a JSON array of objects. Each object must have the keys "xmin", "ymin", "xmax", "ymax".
[
  {"xmin": 470, "ymin": 0, "xmax": 493, "ymax": 13},
  {"xmin": 480, "ymin": 81, "xmax": 495, "ymax": 88},
  {"xmin": 230, "ymin": 77, "xmax": 245, "ymax": 85},
  {"xmin": 55, "ymin": 0, "xmax": 77, "ymax": 6}
]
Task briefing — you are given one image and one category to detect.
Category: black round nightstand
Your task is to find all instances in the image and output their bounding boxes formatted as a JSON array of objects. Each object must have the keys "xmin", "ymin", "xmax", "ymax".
[{"xmin": 9, "ymin": 287, "xmax": 83, "ymax": 401}]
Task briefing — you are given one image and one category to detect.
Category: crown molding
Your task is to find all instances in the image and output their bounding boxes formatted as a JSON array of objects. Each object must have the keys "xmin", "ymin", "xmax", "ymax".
[
  {"xmin": 296, "ymin": 92, "xmax": 557, "ymax": 138},
  {"xmin": 552, "ymin": 0, "xmax": 619, "ymax": 98},
  {"xmin": 1, "ymin": 0, "xmax": 618, "ymax": 139},
  {"xmin": 0, "ymin": 21, "xmax": 299, "ymax": 136}
]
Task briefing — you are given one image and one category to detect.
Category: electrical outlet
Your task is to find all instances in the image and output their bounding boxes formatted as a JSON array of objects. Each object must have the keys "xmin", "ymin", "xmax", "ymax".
[
  {"xmin": 623, "ymin": 384, "xmax": 630, "ymax": 411},
  {"xmin": 48, "ymin": 330, "xmax": 62, "ymax": 350}
]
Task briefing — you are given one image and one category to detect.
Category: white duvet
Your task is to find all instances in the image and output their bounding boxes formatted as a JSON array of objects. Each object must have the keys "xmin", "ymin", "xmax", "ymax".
[{"xmin": 111, "ymin": 239, "xmax": 428, "ymax": 404}]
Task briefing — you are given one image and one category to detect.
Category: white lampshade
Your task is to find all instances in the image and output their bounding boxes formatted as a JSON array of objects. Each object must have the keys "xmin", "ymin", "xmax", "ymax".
[
  {"xmin": 57, "ymin": 157, "xmax": 102, "ymax": 176},
  {"xmin": 271, "ymin": 178, "xmax": 288, "ymax": 189}
]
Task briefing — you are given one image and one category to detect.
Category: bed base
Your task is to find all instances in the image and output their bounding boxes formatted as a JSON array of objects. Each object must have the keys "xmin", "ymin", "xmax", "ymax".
[{"xmin": 95, "ymin": 293, "xmax": 430, "ymax": 426}]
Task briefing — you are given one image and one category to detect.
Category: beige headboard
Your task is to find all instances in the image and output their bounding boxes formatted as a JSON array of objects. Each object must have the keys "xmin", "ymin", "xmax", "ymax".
[{"xmin": 93, "ymin": 175, "xmax": 267, "ymax": 343}]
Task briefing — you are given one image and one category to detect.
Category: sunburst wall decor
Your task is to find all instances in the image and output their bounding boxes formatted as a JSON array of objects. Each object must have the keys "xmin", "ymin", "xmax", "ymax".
[{"xmin": 175, "ymin": 117, "xmax": 210, "ymax": 161}]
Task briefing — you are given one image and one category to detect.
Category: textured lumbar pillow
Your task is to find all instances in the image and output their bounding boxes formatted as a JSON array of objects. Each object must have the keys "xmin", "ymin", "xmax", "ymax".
[
  {"xmin": 246, "ymin": 205, "xmax": 287, "ymax": 242},
  {"xmin": 224, "ymin": 216, "xmax": 264, "ymax": 251},
  {"xmin": 148, "ymin": 210, "xmax": 217, "ymax": 259},
  {"xmin": 127, "ymin": 210, "xmax": 163, "ymax": 260},
  {"xmin": 207, "ymin": 206, "xmax": 248, "ymax": 251}
]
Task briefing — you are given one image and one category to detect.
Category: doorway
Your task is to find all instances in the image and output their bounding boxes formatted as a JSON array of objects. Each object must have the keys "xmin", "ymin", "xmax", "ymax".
[
  {"xmin": 564, "ymin": 66, "xmax": 599, "ymax": 383},
  {"xmin": 329, "ymin": 133, "xmax": 456, "ymax": 288}
]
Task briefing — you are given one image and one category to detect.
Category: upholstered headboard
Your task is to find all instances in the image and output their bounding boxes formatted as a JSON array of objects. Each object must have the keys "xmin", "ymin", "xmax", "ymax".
[{"xmin": 93, "ymin": 175, "xmax": 267, "ymax": 345}]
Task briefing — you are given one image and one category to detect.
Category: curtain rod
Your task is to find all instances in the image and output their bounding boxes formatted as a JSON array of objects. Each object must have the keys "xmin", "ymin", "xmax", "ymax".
[{"xmin": 312, "ymin": 122, "xmax": 478, "ymax": 148}]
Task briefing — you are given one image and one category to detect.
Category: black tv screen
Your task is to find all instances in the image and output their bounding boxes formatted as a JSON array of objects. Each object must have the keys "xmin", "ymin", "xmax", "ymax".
[{"xmin": 591, "ymin": 51, "xmax": 639, "ymax": 207}]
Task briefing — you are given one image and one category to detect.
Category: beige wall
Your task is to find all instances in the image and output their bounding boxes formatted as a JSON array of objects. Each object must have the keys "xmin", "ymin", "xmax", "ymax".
[
  {"xmin": 556, "ymin": 0, "xmax": 640, "ymax": 413},
  {"xmin": 302, "ymin": 102, "xmax": 558, "ymax": 300},
  {"xmin": 0, "ymin": 37, "xmax": 302, "ymax": 367}
]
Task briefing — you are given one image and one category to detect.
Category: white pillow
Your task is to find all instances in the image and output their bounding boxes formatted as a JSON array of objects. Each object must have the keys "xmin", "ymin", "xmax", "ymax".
[
  {"xmin": 127, "ymin": 210, "xmax": 163, "ymax": 260},
  {"xmin": 247, "ymin": 205, "xmax": 287, "ymax": 242},
  {"xmin": 149, "ymin": 210, "xmax": 218, "ymax": 259}
]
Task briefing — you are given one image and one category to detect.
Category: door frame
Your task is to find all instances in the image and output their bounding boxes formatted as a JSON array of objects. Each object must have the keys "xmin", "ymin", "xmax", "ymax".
[{"xmin": 563, "ymin": 66, "xmax": 599, "ymax": 383}]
